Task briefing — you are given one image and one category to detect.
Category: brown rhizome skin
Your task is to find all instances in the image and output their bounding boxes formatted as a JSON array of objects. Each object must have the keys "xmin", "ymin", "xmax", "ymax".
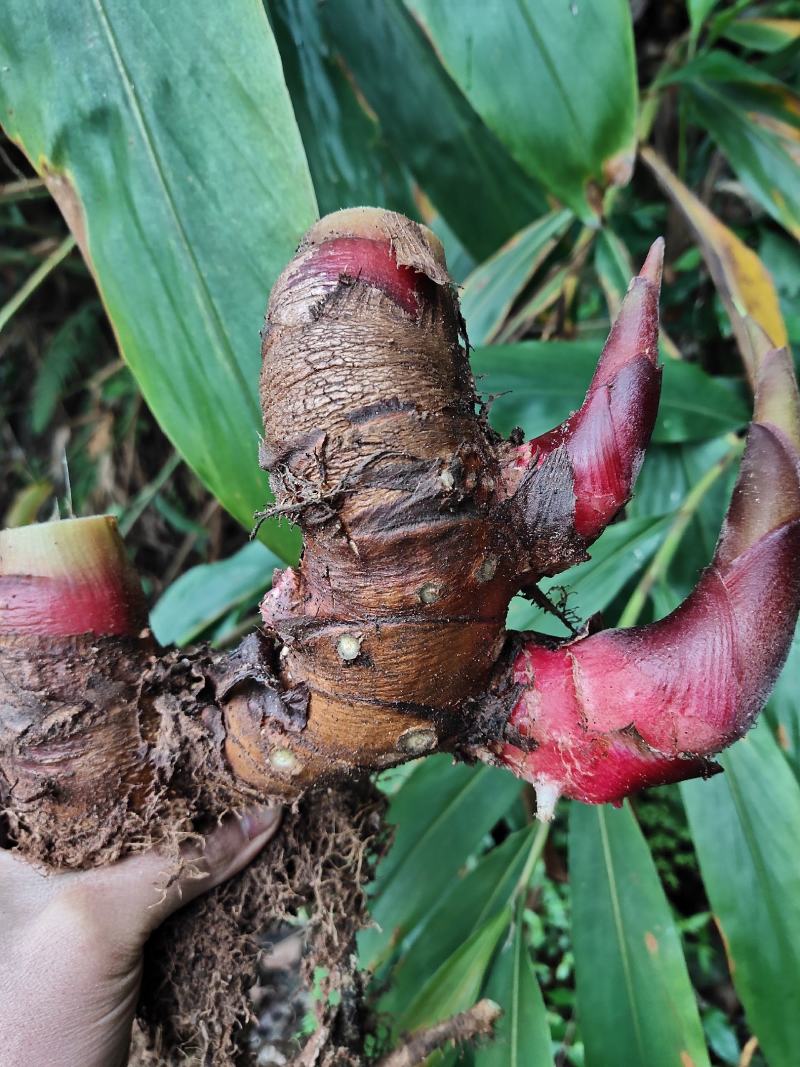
[{"xmin": 2, "ymin": 207, "xmax": 799, "ymax": 1062}]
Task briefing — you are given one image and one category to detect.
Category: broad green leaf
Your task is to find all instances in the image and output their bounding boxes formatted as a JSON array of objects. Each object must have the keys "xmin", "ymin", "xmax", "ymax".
[
  {"xmin": 359, "ymin": 758, "xmax": 522, "ymax": 968},
  {"xmin": 471, "ymin": 341, "xmax": 749, "ymax": 445},
  {"xmin": 396, "ymin": 906, "xmax": 511, "ymax": 1035},
  {"xmin": 570, "ymin": 803, "xmax": 710, "ymax": 1067},
  {"xmin": 150, "ymin": 540, "xmax": 280, "ymax": 647},
  {"xmin": 682, "ymin": 726, "xmax": 800, "ymax": 1067},
  {"xmin": 507, "ymin": 515, "xmax": 671, "ymax": 634},
  {"xmin": 461, "ymin": 210, "xmax": 573, "ymax": 346},
  {"xmin": 0, "ymin": 0, "xmax": 317, "ymax": 561},
  {"xmin": 653, "ymin": 362, "xmax": 748, "ymax": 442},
  {"xmin": 475, "ymin": 914, "xmax": 554, "ymax": 1067},
  {"xmin": 268, "ymin": 0, "xmax": 416, "ymax": 217},
  {"xmin": 321, "ymin": 0, "xmax": 548, "ymax": 260},
  {"xmin": 404, "ymin": 0, "xmax": 638, "ymax": 221},
  {"xmin": 380, "ymin": 827, "xmax": 537, "ymax": 1020},
  {"xmin": 671, "ymin": 52, "xmax": 800, "ymax": 240},
  {"xmin": 722, "ymin": 18, "xmax": 800, "ymax": 53},
  {"xmin": 641, "ymin": 147, "xmax": 789, "ymax": 385}
]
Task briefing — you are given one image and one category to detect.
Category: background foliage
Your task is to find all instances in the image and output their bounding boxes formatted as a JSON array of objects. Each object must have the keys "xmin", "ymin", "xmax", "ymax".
[{"xmin": 2, "ymin": 1, "xmax": 800, "ymax": 1063}]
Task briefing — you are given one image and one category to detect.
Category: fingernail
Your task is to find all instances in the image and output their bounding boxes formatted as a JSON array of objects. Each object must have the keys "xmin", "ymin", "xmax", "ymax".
[{"xmin": 239, "ymin": 804, "xmax": 281, "ymax": 841}]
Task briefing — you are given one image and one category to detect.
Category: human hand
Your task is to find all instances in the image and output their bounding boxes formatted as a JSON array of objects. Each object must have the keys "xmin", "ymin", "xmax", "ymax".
[{"xmin": 0, "ymin": 806, "xmax": 280, "ymax": 1067}]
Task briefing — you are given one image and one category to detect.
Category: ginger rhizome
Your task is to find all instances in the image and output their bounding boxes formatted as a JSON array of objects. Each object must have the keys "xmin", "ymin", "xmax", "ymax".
[{"xmin": 2, "ymin": 206, "xmax": 800, "ymax": 846}]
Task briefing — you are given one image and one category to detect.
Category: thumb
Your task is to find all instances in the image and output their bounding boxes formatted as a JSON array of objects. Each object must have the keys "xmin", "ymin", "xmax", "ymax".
[{"xmin": 119, "ymin": 805, "xmax": 282, "ymax": 933}]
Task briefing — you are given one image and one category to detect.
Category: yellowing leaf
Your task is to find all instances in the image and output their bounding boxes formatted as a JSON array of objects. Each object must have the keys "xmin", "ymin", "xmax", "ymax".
[
  {"xmin": 668, "ymin": 56, "xmax": 800, "ymax": 243},
  {"xmin": 640, "ymin": 147, "xmax": 788, "ymax": 386},
  {"xmin": 723, "ymin": 18, "xmax": 800, "ymax": 54}
]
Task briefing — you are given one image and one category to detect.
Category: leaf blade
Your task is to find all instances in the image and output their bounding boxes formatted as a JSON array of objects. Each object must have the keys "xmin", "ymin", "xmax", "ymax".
[
  {"xmin": 682, "ymin": 728, "xmax": 800, "ymax": 1067},
  {"xmin": 461, "ymin": 210, "xmax": 573, "ymax": 346},
  {"xmin": 475, "ymin": 914, "xmax": 554, "ymax": 1067},
  {"xmin": 379, "ymin": 826, "xmax": 538, "ymax": 1021},
  {"xmin": 641, "ymin": 146, "xmax": 789, "ymax": 386},
  {"xmin": 673, "ymin": 54, "xmax": 800, "ymax": 241},
  {"xmin": 403, "ymin": 0, "xmax": 638, "ymax": 219},
  {"xmin": 0, "ymin": 0, "xmax": 317, "ymax": 559},
  {"xmin": 321, "ymin": 0, "xmax": 548, "ymax": 260},
  {"xmin": 397, "ymin": 906, "xmax": 512, "ymax": 1035},
  {"xmin": 471, "ymin": 341, "xmax": 749, "ymax": 445},
  {"xmin": 360, "ymin": 759, "xmax": 522, "ymax": 968},
  {"xmin": 150, "ymin": 540, "xmax": 280, "ymax": 647},
  {"xmin": 570, "ymin": 802, "xmax": 710, "ymax": 1067}
]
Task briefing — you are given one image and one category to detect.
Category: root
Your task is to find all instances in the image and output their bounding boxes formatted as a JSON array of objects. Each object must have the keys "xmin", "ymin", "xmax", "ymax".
[
  {"xmin": 130, "ymin": 779, "xmax": 387, "ymax": 1067},
  {"xmin": 375, "ymin": 999, "xmax": 502, "ymax": 1067}
]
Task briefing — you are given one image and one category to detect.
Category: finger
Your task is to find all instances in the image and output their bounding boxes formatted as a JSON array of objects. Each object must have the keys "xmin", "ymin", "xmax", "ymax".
[{"xmin": 111, "ymin": 804, "xmax": 281, "ymax": 933}]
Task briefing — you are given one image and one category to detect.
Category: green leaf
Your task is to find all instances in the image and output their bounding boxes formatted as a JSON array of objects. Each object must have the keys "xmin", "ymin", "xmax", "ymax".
[
  {"xmin": 570, "ymin": 802, "xmax": 710, "ymax": 1067},
  {"xmin": 507, "ymin": 515, "xmax": 671, "ymax": 634},
  {"xmin": 767, "ymin": 621, "xmax": 800, "ymax": 780},
  {"xmin": 403, "ymin": 0, "xmax": 638, "ymax": 221},
  {"xmin": 475, "ymin": 913, "xmax": 554, "ymax": 1067},
  {"xmin": 380, "ymin": 826, "xmax": 537, "ymax": 1020},
  {"xmin": 673, "ymin": 52, "xmax": 800, "ymax": 240},
  {"xmin": 682, "ymin": 726, "xmax": 800, "ymax": 1067},
  {"xmin": 628, "ymin": 437, "xmax": 739, "ymax": 601},
  {"xmin": 595, "ymin": 228, "xmax": 635, "ymax": 320},
  {"xmin": 0, "ymin": 0, "xmax": 317, "ymax": 561},
  {"xmin": 759, "ymin": 230, "xmax": 800, "ymax": 346},
  {"xmin": 31, "ymin": 303, "xmax": 101, "ymax": 433},
  {"xmin": 722, "ymin": 17, "xmax": 800, "ymax": 54},
  {"xmin": 496, "ymin": 264, "xmax": 571, "ymax": 345},
  {"xmin": 470, "ymin": 341, "xmax": 749, "ymax": 445},
  {"xmin": 359, "ymin": 758, "xmax": 522, "ymax": 969},
  {"xmin": 150, "ymin": 540, "xmax": 280, "ymax": 647},
  {"xmin": 642, "ymin": 145, "xmax": 788, "ymax": 381},
  {"xmin": 595, "ymin": 229, "xmax": 682, "ymax": 359},
  {"xmin": 460, "ymin": 210, "xmax": 573, "ymax": 346},
  {"xmin": 321, "ymin": 0, "xmax": 548, "ymax": 260},
  {"xmin": 653, "ymin": 362, "xmax": 748, "ymax": 442},
  {"xmin": 397, "ymin": 906, "xmax": 512, "ymax": 1035},
  {"xmin": 687, "ymin": 0, "xmax": 722, "ymax": 49},
  {"xmin": 268, "ymin": 0, "xmax": 416, "ymax": 218}
]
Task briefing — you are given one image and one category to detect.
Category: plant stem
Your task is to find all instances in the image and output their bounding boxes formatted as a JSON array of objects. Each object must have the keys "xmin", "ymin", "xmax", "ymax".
[
  {"xmin": 516, "ymin": 818, "xmax": 551, "ymax": 897},
  {"xmin": 0, "ymin": 233, "xmax": 76, "ymax": 333},
  {"xmin": 118, "ymin": 452, "xmax": 181, "ymax": 536},
  {"xmin": 637, "ymin": 34, "xmax": 688, "ymax": 145},
  {"xmin": 0, "ymin": 177, "xmax": 48, "ymax": 203},
  {"xmin": 618, "ymin": 435, "xmax": 745, "ymax": 629}
]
